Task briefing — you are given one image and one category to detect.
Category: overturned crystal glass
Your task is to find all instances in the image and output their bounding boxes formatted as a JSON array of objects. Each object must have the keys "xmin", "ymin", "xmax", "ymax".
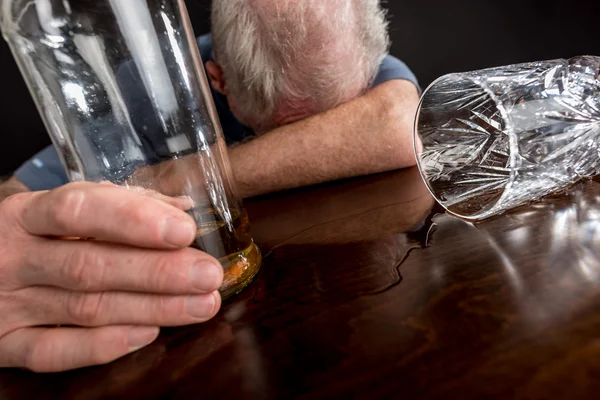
[{"xmin": 415, "ymin": 56, "xmax": 600, "ymax": 220}]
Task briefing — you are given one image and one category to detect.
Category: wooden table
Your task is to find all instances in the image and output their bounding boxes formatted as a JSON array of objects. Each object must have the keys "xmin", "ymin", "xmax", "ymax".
[{"xmin": 1, "ymin": 167, "xmax": 600, "ymax": 399}]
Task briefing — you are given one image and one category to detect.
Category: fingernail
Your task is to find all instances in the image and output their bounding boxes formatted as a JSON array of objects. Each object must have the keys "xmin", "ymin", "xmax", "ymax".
[
  {"xmin": 177, "ymin": 196, "xmax": 196, "ymax": 209},
  {"xmin": 127, "ymin": 326, "xmax": 160, "ymax": 350},
  {"xmin": 162, "ymin": 217, "xmax": 196, "ymax": 247},
  {"xmin": 186, "ymin": 292, "xmax": 219, "ymax": 319},
  {"xmin": 190, "ymin": 261, "xmax": 223, "ymax": 292}
]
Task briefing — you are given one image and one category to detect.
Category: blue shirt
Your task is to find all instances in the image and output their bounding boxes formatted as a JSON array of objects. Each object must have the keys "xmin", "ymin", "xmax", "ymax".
[{"xmin": 16, "ymin": 34, "xmax": 419, "ymax": 191}]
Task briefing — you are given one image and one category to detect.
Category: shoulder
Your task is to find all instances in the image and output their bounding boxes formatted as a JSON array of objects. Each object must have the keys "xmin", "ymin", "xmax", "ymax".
[
  {"xmin": 14, "ymin": 145, "xmax": 69, "ymax": 191},
  {"xmin": 196, "ymin": 33, "xmax": 213, "ymax": 62},
  {"xmin": 373, "ymin": 55, "xmax": 421, "ymax": 93}
]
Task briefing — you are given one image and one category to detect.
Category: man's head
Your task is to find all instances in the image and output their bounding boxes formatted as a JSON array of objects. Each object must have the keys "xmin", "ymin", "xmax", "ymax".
[{"xmin": 206, "ymin": 0, "xmax": 390, "ymax": 133}]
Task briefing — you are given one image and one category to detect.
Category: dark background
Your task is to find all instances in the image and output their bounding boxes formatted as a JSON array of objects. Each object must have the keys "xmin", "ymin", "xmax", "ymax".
[{"xmin": 1, "ymin": 0, "xmax": 599, "ymax": 176}]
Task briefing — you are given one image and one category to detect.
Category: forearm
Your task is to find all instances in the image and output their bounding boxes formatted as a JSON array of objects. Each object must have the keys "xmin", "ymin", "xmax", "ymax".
[
  {"xmin": 0, "ymin": 177, "xmax": 30, "ymax": 202},
  {"xmin": 229, "ymin": 80, "xmax": 420, "ymax": 198}
]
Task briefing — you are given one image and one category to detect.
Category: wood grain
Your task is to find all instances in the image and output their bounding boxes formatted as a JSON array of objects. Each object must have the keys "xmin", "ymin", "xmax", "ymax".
[{"xmin": 1, "ymin": 167, "xmax": 599, "ymax": 399}]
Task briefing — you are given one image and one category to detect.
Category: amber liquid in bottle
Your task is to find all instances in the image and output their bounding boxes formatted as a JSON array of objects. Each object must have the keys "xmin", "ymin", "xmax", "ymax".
[{"xmin": 188, "ymin": 207, "xmax": 261, "ymax": 299}]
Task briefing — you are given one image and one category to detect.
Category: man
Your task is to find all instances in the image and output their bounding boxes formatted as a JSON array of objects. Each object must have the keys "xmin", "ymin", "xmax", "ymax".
[{"xmin": 0, "ymin": 0, "xmax": 419, "ymax": 372}]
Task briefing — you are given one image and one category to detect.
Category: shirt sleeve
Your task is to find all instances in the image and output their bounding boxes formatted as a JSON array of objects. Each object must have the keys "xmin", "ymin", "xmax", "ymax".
[
  {"xmin": 372, "ymin": 55, "xmax": 421, "ymax": 93},
  {"xmin": 14, "ymin": 145, "xmax": 69, "ymax": 191},
  {"xmin": 197, "ymin": 33, "xmax": 213, "ymax": 62}
]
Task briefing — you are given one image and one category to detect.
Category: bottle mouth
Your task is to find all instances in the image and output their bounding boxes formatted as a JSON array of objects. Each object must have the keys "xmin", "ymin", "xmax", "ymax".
[{"xmin": 414, "ymin": 74, "xmax": 517, "ymax": 220}]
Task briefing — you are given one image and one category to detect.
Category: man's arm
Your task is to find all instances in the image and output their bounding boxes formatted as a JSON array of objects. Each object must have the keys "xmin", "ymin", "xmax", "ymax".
[
  {"xmin": 228, "ymin": 79, "xmax": 420, "ymax": 198},
  {"xmin": 0, "ymin": 177, "xmax": 30, "ymax": 202}
]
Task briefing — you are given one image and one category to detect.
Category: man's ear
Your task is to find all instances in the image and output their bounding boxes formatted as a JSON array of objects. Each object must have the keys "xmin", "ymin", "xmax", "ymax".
[{"xmin": 205, "ymin": 60, "xmax": 227, "ymax": 95}]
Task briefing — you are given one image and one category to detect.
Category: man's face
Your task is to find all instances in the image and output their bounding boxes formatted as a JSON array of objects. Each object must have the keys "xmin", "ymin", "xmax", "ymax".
[
  {"xmin": 205, "ymin": 60, "xmax": 363, "ymax": 133},
  {"xmin": 206, "ymin": 61, "xmax": 275, "ymax": 132},
  {"xmin": 206, "ymin": 60, "xmax": 306, "ymax": 132},
  {"xmin": 225, "ymin": 94, "xmax": 280, "ymax": 133}
]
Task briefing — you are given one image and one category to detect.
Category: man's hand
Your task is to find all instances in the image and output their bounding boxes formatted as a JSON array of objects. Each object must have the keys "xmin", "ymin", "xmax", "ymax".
[
  {"xmin": 229, "ymin": 79, "xmax": 420, "ymax": 198},
  {"xmin": 0, "ymin": 182, "xmax": 223, "ymax": 372}
]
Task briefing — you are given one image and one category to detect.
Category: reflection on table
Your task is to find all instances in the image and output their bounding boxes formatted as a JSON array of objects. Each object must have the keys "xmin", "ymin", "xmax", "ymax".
[{"xmin": 1, "ymin": 168, "xmax": 600, "ymax": 400}]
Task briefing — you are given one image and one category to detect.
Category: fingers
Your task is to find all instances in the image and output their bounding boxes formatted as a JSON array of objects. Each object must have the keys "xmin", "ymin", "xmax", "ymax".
[
  {"xmin": 0, "ymin": 325, "xmax": 159, "ymax": 372},
  {"xmin": 98, "ymin": 181, "xmax": 194, "ymax": 210},
  {"xmin": 11, "ymin": 182, "xmax": 197, "ymax": 249},
  {"xmin": 19, "ymin": 238, "xmax": 223, "ymax": 294},
  {"xmin": 21, "ymin": 287, "xmax": 221, "ymax": 328},
  {"xmin": 120, "ymin": 185, "xmax": 195, "ymax": 211}
]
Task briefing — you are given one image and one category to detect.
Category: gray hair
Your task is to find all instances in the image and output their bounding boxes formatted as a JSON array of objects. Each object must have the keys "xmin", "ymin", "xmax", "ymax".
[{"xmin": 211, "ymin": 0, "xmax": 390, "ymax": 130}]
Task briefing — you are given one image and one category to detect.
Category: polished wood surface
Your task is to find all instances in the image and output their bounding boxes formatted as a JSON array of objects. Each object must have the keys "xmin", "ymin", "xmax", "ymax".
[{"xmin": 1, "ymin": 167, "xmax": 600, "ymax": 399}]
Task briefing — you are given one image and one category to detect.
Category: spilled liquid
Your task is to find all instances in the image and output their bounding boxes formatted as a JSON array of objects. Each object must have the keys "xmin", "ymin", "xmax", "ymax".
[
  {"xmin": 319, "ymin": 206, "xmax": 441, "ymax": 298},
  {"xmin": 252, "ymin": 204, "xmax": 444, "ymax": 302}
]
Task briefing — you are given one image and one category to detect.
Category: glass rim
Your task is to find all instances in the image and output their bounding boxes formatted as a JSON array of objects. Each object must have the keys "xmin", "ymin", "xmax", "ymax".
[{"xmin": 413, "ymin": 73, "xmax": 519, "ymax": 221}]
